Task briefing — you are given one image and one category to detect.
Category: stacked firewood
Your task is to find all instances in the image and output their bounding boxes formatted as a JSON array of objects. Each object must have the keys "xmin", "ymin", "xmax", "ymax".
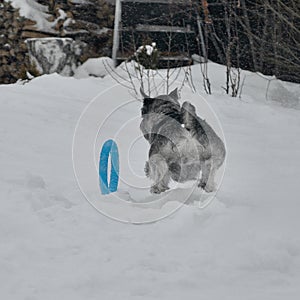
[
  {"xmin": 0, "ymin": 1, "xmax": 29, "ymax": 84},
  {"xmin": 0, "ymin": 0, "xmax": 114, "ymax": 84}
]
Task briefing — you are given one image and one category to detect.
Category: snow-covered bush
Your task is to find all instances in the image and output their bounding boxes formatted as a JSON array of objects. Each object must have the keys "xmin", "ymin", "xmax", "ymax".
[
  {"xmin": 134, "ymin": 42, "xmax": 159, "ymax": 69},
  {"xmin": 74, "ymin": 57, "xmax": 114, "ymax": 79}
]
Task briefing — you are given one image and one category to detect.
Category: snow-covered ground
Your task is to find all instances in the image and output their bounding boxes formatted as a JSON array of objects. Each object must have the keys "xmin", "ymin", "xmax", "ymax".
[{"xmin": 1, "ymin": 62, "xmax": 300, "ymax": 299}]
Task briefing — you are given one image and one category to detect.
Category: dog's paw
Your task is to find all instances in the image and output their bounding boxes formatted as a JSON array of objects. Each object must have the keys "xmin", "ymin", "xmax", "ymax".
[
  {"xmin": 198, "ymin": 180, "xmax": 215, "ymax": 192},
  {"xmin": 204, "ymin": 185, "xmax": 215, "ymax": 193},
  {"xmin": 150, "ymin": 186, "xmax": 160, "ymax": 194},
  {"xmin": 204, "ymin": 182, "xmax": 216, "ymax": 193},
  {"xmin": 198, "ymin": 179, "xmax": 207, "ymax": 189},
  {"xmin": 150, "ymin": 185, "xmax": 169, "ymax": 194}
]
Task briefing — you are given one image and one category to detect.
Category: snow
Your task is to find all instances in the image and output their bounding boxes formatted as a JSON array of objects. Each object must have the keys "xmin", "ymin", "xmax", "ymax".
[
  {"xmin": 74, "ymin": 57, "xmax": 114, "ymax": 79},
  {"xmin": 1, "ymin": 62, "xmax": 300, "ymax": 299},
  {"xmin": 192, "ymin": 54, "xmax": 208, "ymax": 63},
  {"xmin": 6, "ymin": 0, "xmax": 108, "ymax": 35},
  {"xmin": 51, "ymin": 8, "xmax": 67, "ymax": 28},
  {"xmin": 6, "ymin": 1, "xmax": 72, "ymax": 33},
  {"xmin": 63, "ymin": 17, "xmax": 75, "ymax": 28},
  {"xmin": 58, "ymin": 8, "xmax": 67, "ymax": 20},
  {"xmin": 136, "ymin": 43, "xmax": 157, "ymax": 56},
  {"xmin": 269, "ymin": 81, "xmax": 300, "ymax": 109},
  {"xmin": 6, "ymin": 0, "xmax": 52, "ymax": 31}
]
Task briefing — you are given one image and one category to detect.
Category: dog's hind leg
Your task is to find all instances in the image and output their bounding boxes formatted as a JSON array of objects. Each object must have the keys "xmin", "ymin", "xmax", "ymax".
[
  {"xmin": 198, "ymin": 159, "xmax": 212, "ymax": 190},
  {"xmin": 144, "ymin": 161, "xmax": 150, "ymax": 177},
  {"xmin": 148, "ymin": 154, "xmax": 170, "ymax": 194},
  {"xmin": 198, "ymin": 159, "xmax": 216, "ymax": 192},
  {"xmin": 205, "ymin": 166, "xmax": 217, "ymax": 192}
]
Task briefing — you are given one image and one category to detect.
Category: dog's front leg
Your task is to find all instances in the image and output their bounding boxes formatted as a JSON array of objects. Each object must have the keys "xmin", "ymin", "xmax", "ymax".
[{"xmin": 144, "ymin": 161, "xmax": 150, "ymax": 177}]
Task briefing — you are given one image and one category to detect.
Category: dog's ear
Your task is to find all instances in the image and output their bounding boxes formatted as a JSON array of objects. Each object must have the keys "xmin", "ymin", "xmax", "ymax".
[
  {"xmin": 140, "ymin": 87, "xmax": 149, "ymax": 99},
  {"xmin": 169, "ymin": 88, "xmax": 179, "ymax": 100}
]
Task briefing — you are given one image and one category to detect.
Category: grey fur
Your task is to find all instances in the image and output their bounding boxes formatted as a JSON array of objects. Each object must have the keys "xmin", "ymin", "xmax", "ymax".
[{"xmin": 140, "ymin": 89, "xmax": 226, "ymax": 194}]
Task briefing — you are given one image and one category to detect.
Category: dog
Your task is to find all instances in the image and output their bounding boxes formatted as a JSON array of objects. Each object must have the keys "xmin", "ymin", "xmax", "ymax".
[{"xmin": 140, "ymin": 88, "xmax": 226, "ymax": 194}]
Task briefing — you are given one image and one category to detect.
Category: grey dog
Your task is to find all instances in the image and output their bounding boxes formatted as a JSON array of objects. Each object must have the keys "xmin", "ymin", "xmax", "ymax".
[{"xmin": 140, "ymin": 88, "xmax": 226, "ymax": 194}]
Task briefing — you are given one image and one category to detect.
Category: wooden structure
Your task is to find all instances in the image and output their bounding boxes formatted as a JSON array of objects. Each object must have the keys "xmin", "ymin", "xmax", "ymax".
[{"xmin": 112, "ymin": 0, "xmax": 196, "ymax": 67}]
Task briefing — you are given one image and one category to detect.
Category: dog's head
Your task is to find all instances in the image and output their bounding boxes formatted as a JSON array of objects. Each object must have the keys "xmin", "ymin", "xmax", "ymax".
[{"xmin": 140, "ymin": 88, "xmax": 180, "ymax": 117}]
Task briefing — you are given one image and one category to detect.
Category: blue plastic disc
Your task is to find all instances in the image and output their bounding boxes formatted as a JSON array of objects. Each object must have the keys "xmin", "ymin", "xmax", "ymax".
[{"xmin": 99, "ymin": 139, "xmax": 119, "ymax": 194}]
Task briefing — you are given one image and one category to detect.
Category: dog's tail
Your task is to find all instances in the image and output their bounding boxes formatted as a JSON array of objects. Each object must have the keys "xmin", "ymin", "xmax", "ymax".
[
  {"xmin": 181, "ymin": 101, "xmax": 210, "ymax": 151},
  {"xmin": 181, "ymin": 101, "xmax": 198, "ymax": 132}
]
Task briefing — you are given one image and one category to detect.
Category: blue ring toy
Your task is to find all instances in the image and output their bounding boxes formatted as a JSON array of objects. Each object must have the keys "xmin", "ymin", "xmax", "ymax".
[{"xmin": 99, "ymin": 139, "xmax": 119, "ymax": 194}]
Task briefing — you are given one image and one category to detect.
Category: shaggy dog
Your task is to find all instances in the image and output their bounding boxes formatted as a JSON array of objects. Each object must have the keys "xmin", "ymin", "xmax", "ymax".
[{"xmin": 140, "ymin": 88, "xmax": 226, "ymax": 194}]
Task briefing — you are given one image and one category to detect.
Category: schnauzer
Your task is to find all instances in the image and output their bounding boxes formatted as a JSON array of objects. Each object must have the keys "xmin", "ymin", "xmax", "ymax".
[{"xmin": 140, "ymin": 88, "xmax": 225, "ymax": 194}]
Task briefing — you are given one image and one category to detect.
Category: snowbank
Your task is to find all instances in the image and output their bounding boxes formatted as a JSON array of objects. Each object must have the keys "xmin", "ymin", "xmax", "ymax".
[
  {"xmin": 1, "ymin": 62, "xmax": 300, "ymax": 299},
  {"xmin": 74, "ymin": 57, "xmax": 114, "ymax": 79},
  {"xmin": 269, "ymin": 81, "xmax": 300, "ymax": 109}
]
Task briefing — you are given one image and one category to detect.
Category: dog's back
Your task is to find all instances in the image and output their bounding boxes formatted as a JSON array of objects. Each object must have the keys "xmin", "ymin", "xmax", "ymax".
[{"xmin": 140, "ymin": 94, "xmax": 182, "ymax": 144}]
